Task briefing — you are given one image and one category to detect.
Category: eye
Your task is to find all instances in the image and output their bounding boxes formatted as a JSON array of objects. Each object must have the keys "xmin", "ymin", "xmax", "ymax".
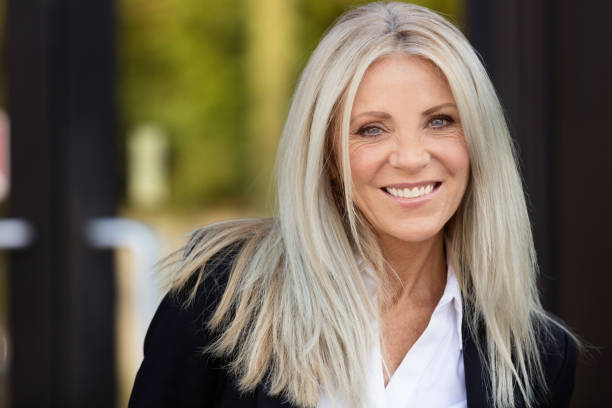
[
  {"xmin": 357, "ymin": 125, "xmax": 384, "ymax": 137},
  {"xmin": 428, "ymin": 115, "xmax": 454, "ymax": 129}
]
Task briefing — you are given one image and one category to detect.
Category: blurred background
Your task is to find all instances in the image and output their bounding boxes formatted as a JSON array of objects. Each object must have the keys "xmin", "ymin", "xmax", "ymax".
[{"xmin": 1, "ymin": 0, "xmax": 610, "ymax": 407}]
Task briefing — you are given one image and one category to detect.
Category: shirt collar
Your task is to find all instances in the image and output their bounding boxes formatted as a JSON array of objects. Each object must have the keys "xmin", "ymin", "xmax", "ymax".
[
  {"xmin": 361, "ymin": 257, "xmax": 464, "ymax": 351},
  {"xmin": 437, "ymin": 263, "xmax": 464, "ymax": 350}
]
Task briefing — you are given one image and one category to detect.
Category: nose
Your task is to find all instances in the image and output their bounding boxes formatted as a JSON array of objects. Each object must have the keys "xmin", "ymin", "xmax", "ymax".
[{"xmin": 388, "ymin": 131, "xmax": 431, "ymax": 172}]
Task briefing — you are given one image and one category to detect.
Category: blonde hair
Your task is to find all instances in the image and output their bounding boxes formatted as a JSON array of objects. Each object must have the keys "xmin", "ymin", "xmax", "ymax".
[{"xmin": 167, "ymin": 2, "xmax": 563, "ymax": 407}]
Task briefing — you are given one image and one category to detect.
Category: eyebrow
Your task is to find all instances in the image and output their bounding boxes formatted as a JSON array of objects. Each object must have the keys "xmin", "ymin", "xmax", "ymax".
[
  {"xmin": 421, "ymin": 102, "xmax": 457, "ymax": 116},
  {"xmin": 350, "ymin": 103, "xmax": 457, "ymax": 125},
  {"xmin": 350, "ymin": 111, "xmax": 391, "ymax": 125}
]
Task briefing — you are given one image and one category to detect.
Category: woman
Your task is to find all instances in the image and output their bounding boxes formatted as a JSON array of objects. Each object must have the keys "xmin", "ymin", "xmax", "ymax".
[{"xmin": 129, "ymin": 2, "xmax": 577, "ymax": 407}]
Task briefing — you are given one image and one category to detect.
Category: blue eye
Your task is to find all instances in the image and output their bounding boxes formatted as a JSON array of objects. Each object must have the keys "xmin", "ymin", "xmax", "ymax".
[
  {"xmin": 429, "ymin": 115, "xmax": 453, "ymax": 128},
  {"xmin": 358, "ymin": 126, "xmax": 384, "ymax": 137},
  {"xmin": 430, "ymin": 118, "xmax": 446, "ymax": 127}
]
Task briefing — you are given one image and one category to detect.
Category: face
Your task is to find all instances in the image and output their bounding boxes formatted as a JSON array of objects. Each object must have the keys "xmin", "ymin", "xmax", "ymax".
[{"xmin": 346, "ymin": 55, "xmax": 470, "ymax": 249}]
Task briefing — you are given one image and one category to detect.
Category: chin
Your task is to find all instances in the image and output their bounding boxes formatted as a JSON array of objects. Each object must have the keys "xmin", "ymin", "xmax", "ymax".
[{"xmin": 380, "ymin": 225, "xmax": 445, "ymax": 245}]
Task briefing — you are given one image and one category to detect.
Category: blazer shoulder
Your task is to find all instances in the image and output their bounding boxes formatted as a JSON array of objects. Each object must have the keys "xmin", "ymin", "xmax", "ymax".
[
  {"xmin": 462, "ymin": 312, "xmax": 578, "ymax": 408},
  {"xmin": 129, "ymin": 242, "xmax": 240, "ymax": 408},
  {"xmin": 534, "ymin": 314, "xmax": 578, "ymax": 408},
  {"xmin": 172, "ymin": 241, "xmax": 240, "ymax": 314}
]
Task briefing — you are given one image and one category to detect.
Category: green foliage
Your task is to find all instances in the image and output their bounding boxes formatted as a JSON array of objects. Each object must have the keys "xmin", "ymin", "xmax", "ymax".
[
  {"xmin": 119, "ymin": 0, "xmax": 247, "ymax": 208},
  {"xmin": 297, "ymin": 0, "xmax": 366, "ymax": 63}
]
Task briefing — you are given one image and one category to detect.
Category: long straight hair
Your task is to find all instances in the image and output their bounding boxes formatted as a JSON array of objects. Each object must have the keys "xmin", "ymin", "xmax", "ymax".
[{"xmin": 166, "ymin": 3, "xmax": 562, "ymax": 407}]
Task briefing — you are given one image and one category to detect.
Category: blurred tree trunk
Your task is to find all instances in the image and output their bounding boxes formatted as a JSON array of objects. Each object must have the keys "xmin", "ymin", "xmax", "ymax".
[{"xmin": 245, "ymin": 0, "xmax": 297, "ymax": 210}]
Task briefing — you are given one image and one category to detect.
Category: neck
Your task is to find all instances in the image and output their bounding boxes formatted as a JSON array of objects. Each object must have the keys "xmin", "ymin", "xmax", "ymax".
[{"xmin": 379, "ymin": 232, "xmax": 447, "ymax": 305}]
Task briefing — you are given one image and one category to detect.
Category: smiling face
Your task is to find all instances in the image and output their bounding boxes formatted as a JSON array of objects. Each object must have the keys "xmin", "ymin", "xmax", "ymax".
[{"xmin": 347, "ymin": 55, "xmax": 470, "ymax": 250}]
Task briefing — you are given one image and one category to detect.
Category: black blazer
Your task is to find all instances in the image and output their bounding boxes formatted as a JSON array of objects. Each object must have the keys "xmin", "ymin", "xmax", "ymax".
[{"xmin": 129, "ymin": 253, "xmax": 577, "ymax": 408}]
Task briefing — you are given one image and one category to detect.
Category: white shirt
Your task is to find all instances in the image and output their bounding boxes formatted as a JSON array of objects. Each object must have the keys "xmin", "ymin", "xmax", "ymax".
[{"xmin": 319, "ymin": 265, "xmax": 467, "ymax": 408}]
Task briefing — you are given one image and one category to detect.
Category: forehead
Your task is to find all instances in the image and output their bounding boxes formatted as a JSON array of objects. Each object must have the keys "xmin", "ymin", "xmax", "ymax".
[
  {"xmin": 365, "ymin": 54, "xmax": 445, "ymax": 80},
  {"xmin": 352, "ymin": 55, "xmax": 453, "ymax": 111}
]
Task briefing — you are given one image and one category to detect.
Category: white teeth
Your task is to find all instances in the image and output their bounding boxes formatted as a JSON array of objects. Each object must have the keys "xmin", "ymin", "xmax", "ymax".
[{"xmin": 386, "ymin": 183, "xmax": 436, "ymax": 199}]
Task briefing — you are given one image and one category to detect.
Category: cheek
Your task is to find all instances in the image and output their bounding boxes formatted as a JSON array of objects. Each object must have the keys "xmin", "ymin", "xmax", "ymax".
[
  {"xmin": 348, "ymin": 146, "xmax": 371, "ymax": 184},
  {"xmin": 434, "ymin": 139, "xmax": 471, "ymax": 213},
  {"xmin": 348, "ymin": 142, "xmax": 386, "ymax": 185},
  {"xmin": 447, "ymin": 146, "xmax": 471, "ymax": 214},
  {"xmin": 441, "ymin": 139, "xmax": 470, "ymax": 182},
  {"xmin": 349, "ymin": 156, "xmax": 366, "ymax": 186}
]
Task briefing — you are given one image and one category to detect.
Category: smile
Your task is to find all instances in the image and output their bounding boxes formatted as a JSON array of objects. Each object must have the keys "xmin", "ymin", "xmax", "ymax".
[{"xmin": 382, "ymin": 182, "xmax": 441, "ymax": 199}]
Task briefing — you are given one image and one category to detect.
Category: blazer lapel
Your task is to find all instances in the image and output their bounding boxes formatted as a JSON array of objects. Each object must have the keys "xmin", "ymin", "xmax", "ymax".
[
  {"xmin": 462, "ymin": 320, "xmax": 490, "ymax": 408},
  {"xmin": 256, "ymin": 321, "xmax": 494, "ymax": 408}
]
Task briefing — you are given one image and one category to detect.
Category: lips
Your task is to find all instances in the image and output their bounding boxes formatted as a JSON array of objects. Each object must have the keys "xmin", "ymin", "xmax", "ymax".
[{"xmin": 382, "ymin": 181, "xmax": 441, "ymax": 199}]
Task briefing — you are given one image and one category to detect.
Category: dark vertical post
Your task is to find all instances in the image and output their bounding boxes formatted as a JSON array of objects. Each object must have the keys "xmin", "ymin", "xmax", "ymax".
[
  {"xmin": 7, "ymin": 0, "xmax": 117, "ymax": 406},
  {"xmin": 552, "ymin": 1, "xmax": 612, "ymax": 406},
  {"xmin": 468, "ymin": 0, "xmax": 612, "ymax": 405},
  {"xmin": 6, "ymin": 1, "xmax": 54, "ymax": 405},
  {"xmin": 468, "ymin": 0, "xmax": 557, "ymax": 310}
]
